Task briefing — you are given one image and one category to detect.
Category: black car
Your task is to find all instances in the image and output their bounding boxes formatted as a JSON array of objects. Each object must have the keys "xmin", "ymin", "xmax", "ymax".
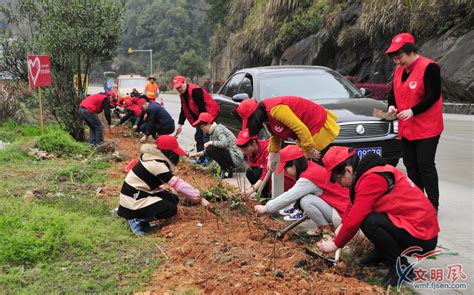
[{"xmin": 213, "ymin": 66, "xmax": 400, "ymax": 165}]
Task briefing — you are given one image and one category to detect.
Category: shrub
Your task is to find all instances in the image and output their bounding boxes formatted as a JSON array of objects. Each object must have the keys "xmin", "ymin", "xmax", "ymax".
[{"xmin": 35, "ymin": 129, "xmax": 89, "ymax": 156}]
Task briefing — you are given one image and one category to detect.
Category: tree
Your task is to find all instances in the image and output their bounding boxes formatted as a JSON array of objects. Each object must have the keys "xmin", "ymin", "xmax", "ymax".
[
  {"xmin": 176, "ymin": 49, "xmax": 206, "ymax": 83},
  {"xmin": 1, "ymin": 0, "xmax": 125, "ymax": 140}
]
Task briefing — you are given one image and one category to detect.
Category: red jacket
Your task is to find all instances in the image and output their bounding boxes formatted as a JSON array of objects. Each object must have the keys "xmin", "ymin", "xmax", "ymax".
[
  {"xmin": 179, "ymin": 83, "xmax": 220, "ymax": 125},
  {"xmin": 263, "ymin": 96, "xmax": 327, "ymax": 141},
  {"xmin": 334, "ymin": 165, "xmax": 439, "ymax": 248},
  {"xmin": 80, "ymin": 93, "xmax": 108, "ymax": 113},
  {"xmin": 300, "ymin": 162, "xmax": 350, "ymax": 217},
  {"xmin": 247, "ymin": 140, "xmax": 295, "ymax": 191},
  {"xmin": 394, "ymin": 56, "xmax": 444, "ymax": 140}
]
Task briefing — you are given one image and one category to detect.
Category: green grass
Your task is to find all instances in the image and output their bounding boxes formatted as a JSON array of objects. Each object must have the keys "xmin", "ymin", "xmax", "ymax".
[{"xmin": 0, "ymin": 123, "xmax": 163, "ymax": 293}]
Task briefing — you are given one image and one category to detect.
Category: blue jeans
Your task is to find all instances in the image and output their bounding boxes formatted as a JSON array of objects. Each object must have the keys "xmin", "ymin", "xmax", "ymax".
[{"xmin": 79, "ymin": 107, "xmax": 104, "ymax": 146}]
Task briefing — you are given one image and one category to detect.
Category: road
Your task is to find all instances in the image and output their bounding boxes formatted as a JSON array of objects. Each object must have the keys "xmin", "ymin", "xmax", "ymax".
[{"xmin": 147, "ymin": 94, "xmax": 474, "ymax": 292}]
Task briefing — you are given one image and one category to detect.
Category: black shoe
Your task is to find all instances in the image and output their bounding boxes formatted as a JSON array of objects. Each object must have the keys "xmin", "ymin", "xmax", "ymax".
[
  {"xmin": 360, "ymin": 249, "xmax": 387, "ymax": 266},
  {"xmin": 382, "ymin": 264, "xmax": 415, "ymax": 288}
]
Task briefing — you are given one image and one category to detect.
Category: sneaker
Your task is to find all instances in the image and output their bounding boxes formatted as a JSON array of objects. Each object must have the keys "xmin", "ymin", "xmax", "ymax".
[
  {"xmin": 279, "ymin": 207, "xmax": 298, "ymax": 216},
  {"xmin": 220, "ymin": 168, "xmax": 233, "ymax": 179},
  {"xmin": 127, "ymin": 218, "xmax": 145, "ymax": 236},
  {"xmin": 283, "ymin": 211, "xmax": 304, "ymax": 221}
]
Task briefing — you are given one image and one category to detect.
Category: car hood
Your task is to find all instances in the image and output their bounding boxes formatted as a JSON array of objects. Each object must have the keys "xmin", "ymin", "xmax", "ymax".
[{"xmin": 319, "ymin": 98, "xmax": 387, "ymax": 122}]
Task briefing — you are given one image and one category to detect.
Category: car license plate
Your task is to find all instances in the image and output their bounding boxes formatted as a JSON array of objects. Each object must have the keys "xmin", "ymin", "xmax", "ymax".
[{"xmin": 356, "ymin": 147, "xmax": 382, "ymax": 158}]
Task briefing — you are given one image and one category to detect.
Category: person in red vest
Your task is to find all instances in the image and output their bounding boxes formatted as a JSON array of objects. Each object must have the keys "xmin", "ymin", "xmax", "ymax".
[
  {"xmin": 235, "ymin": 96, "xmax": 339, "ymax": 171},
  {"xmin": 318, "ymin": 146, "xmax": 439, "ymax": 287},
  {"xmin": 385, "ymin": 33, "xmax": 443, "ymax": 211},
  {"xmin": 254, "ymin": 145, "xmax": 350, "ymax": 238},
  {"xmin": 144, "ymin": 76, "xmax": 159, "ymax": 101},
  {"xmin": 171, "ymin": 75, "xmax": 220, "ymax": 165},
  {"xmin": 113, "ymin": 99, "xmax": 141, "ymax": 128},
  {"xmin": 79, "ymin": 90, "xmax": 115, "ymax": 146},
  {"xmin": 235, "ymin": 128, "xmax": 296, "ymax": 201}
]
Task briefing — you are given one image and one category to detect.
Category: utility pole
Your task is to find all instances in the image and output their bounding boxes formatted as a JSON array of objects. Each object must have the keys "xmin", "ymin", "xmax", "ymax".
[{"xmin": 128, "ymin": 48, "xmax": 153, "ymax": 76}]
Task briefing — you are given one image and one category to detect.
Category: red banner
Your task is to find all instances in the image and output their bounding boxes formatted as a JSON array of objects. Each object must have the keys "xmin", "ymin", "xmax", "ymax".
[{"xmin": 27, "ymin": 55, "xmax": 52, "ymax": 88}]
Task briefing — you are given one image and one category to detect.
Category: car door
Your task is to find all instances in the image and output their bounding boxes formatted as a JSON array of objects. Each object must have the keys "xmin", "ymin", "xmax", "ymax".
[{"xmin": 214, "ymin": 72, "xmax": 246, "ymax": 134}]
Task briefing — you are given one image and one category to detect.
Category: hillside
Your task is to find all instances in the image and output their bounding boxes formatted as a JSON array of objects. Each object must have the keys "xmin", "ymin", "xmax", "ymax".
[{"xmin": 210, "ymin": 0, "xmax": 474, "ymax": 103}]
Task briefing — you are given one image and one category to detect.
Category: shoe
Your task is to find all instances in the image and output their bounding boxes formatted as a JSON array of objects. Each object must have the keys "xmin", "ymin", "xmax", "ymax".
[
  {"xmin": 283, "ymin": 211, "xmax": 304, "ymax": 221},
  {"xmin": 360, "ymin": 249, "xmax": 387, "ymax": 266},
  {"xmin": 382, "ymin": 263, "xmax": 415, "ymax": 288},
  {"xmin": 127, "ymin": 218, "xmax": 145, "ymax": 236},
  {"xmin": 279, "ymin": 207, "xmax": 298, "ymax": 216},
  {"xmin": 220, "ymin": 168, "xmax": 233, "ymax": 179}
]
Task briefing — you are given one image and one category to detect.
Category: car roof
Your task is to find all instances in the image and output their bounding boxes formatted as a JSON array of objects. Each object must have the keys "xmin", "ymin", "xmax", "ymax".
[{"xmin": 233, "ymin": 65, "xmax": 334, "ymax": 76}]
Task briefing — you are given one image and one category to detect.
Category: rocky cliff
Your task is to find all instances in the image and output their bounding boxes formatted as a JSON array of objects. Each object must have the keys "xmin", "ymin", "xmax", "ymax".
[{"xmin": 211, "ymin": 0, "xmax": 473, "ymax": 103}]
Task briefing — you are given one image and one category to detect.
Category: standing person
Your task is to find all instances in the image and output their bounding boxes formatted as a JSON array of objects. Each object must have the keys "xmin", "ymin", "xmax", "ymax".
[
  {"xmin": 144, "ymin": 76, "xmax": 159, "ymax": 102},
  {"xmin": 318, "ymin": 146, "xmax": 439, "ymax": 287},
  {"xmin": 188, "ymin": 112, "xmax": 243, "ymax": 179},
  {"xmin": 254, "ymin": 145, "xmax": 350, "ymax": 238},
  {"xmin": 172, "ymin": 75, "xmax": 220, "ymax": 165},
  {"xmin": 79, "ymin": 90, "xmax": 115, "ymax": 147},
  {"xmin": 135, "ymin": 101, "xmax": 175, "ymax": 143},
  {"xmin": 235, "ymin": 96, "xmax": 339, "ymax": 170},
  {"xmin": 235, "ymin": 128, "xmax": 296, "ymax": 201},
  {"xmin": 385, "ymin": 32, "xmax": 443, "ymax": 211},
  {"xmin": 118, "ymin": 135, "xmax": 210, "ymax": 236}
]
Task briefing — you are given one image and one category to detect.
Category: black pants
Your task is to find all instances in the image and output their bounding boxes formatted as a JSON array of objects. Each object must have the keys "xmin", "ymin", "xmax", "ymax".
[
  {"xmin": 401, "ymin": 135, "xmax": 440, "ymax": 208},
  {"xmin": 118, "ymin": 109, "xmax": 137, "ymax": 126},
  {"xmin": 140, "ymin": 122, "xmax": 175, "ymax": 139},
  {"xmin": 246, "ymin": 166, "xmax": 270, "ymax": 198},
  {"xmin": 361, "ymin": 212, "xmax": 438, "ymax": 266},
  {"xmin": 153, "ymin": 190, "xmax": 180, "ymax": 220},
  {"xmin": 205, "ymin": 146, "xmax": 234, "ymax": 170}
]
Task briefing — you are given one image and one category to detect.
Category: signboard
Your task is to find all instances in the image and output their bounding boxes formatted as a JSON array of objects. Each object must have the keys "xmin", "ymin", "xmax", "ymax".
[{"xmin": 27, "ymin": 55, "xmax": 51, "ymax": 88}]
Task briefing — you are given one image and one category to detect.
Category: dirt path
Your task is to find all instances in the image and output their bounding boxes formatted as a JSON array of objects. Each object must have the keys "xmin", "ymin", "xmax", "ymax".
[{"xmin": 107, "ymin": 127, "xmax": 383, "ymax": 294}]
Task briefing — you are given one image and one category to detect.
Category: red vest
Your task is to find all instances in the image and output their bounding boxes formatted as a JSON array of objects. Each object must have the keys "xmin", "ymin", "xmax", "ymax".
[
  {"xmin": 129, "ymin": 103, "xmax": 142, "ymax": 117},
  {"xmin": 263, "ymin": 96, "xmax": 327, "ymax": 140},
  {"xmin": 357, "ymin": 165, "xmax": 439, "ymax": 240},
  {"xmin": 131, "ymin": 97, "xmax": 147, "ymax": 108},
  {"xmin": 80, "ymin": 93, "xmax": 107, "ymax": 113},
  {"xmin": 393, "ymin": 56, "xmax": 444, "ymax": 140},
  {"xmin": 300, "ymin": 162, "xmax": 350, "ymax": 216},
  {"xmin": 179, "ymin": 83, "xmax": 220, "ymax": 125}
]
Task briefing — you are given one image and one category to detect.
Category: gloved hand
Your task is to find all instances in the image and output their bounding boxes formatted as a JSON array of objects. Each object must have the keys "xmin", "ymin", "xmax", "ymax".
[
  {"xmin": 254, "ymin": 205, "xmax": 268, "ymax": 215},
  {"xmin": 169, "ymin": 176, "xmax": 201, "ymax": 203},
  {"xmin": 397, "ymin": 109, "xmax": 414, "ymax": 121},
  {"xmin": 200, "ymin": 198, "xmax": 210, "ymax": 207},
  {"xmin": 317, "ymin": 240, "xmax": 338, "ymax": 253},
  {"xmin": 388, "ymin": 105, "xmax": 398, "ymax": 114},
  {"xmin": 267, "ymin": 152, "xmax": 279, "ymax": 171}
]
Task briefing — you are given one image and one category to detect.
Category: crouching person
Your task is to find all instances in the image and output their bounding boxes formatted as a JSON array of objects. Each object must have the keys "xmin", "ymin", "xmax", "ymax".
[
  {"xmin": 189, "ymin": 113, "xmax": 244, "ymax": 179},
  {"xmin": 318, "ymin": 147, "xmax": 439, "ymax": 287},
  {"xmin": 254, "ymin": 145, "xmax": 350, "ymax": 238},
  {"xmin": 118, "ymin": 135, "xmax": 210, "ymax": 236}
]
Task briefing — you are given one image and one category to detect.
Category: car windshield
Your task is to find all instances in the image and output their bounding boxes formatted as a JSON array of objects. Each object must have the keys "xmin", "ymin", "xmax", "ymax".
[
  {"xmin": 119, "ymin": 78, "xmax": 146, "ymax": 88},
  {"xmin": 257, "ymin": 70, "xmax": 361, "ymax": 100}
]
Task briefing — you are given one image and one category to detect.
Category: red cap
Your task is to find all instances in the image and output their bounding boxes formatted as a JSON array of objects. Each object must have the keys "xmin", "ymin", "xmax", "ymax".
[
  {"xmin": 322, "ymin": 146, "xmax": 356, "ymax": 174},
  {"xmin": 156, "ymin": 135, "xmax": 187, "ymax": 156},
  {"xmin": 276, "ymin": 145, "xmax": 304, "ymax": 174},
  {"xmin": 385, "ymin": 33, "xmax": 415, "ymax": 54},
  {"xmin": 235, "ymin": 99, "xmax": 258, "ymax": 129},
  {"xmin": 234, "ymin": 128, "xmax": 257, "ymax": 146},
  {"xmin": 107, "ymin": 90, "xmax": 116, "ymax": 98},
  {"xmin": 171, "ymin": 75, "xmax": 186, "ymax": 89},
  {"xmin": 191, "ymin": 112, "xmax": 214, "ymax": 127}
]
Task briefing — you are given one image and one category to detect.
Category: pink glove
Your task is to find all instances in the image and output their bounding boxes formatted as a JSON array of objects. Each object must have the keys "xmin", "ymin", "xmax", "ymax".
[{"xmin": 169, "ymin": 177, "xmax": 201, "ymax": 203}]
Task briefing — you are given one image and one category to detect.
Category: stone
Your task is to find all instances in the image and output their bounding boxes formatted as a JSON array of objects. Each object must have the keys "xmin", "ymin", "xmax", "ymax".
[{"xmin": 23, "ymin": 191, "xmax": 34, "ymax": 203}]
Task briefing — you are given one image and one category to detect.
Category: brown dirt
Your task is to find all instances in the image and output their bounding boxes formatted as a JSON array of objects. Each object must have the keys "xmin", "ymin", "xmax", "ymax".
[{"xmin": 105, "ymin": 127, "xmax": 384, "ymax": 294}]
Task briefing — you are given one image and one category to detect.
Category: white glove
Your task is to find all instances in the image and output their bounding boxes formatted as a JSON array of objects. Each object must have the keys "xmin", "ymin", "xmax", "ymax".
[
  {"xmin": 308, "ymin": 148, "xmax": 321, "ymax": 161},
  {"xmin": 388, "ymin": 105, "xmax": 398, "ymax": 114},
  {"xmin": 267, "ymin": 152, "xmax": 279, "ymax": 171}
]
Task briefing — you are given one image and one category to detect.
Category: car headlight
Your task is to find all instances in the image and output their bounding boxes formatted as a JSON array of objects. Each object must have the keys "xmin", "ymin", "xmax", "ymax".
[{"xmin": 393, "ymin": 120, "xmax": 398, "ymax": 133}]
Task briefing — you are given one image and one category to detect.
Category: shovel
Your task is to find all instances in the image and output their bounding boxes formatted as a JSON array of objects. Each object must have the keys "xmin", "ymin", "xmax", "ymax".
[
  {"xmin": 255, "ymin": 170, "xmax": 273, "ymax": 201},
  {"xmin": 304, "ymin": 247, "xmax": 342, "ymax": 267},
  {"xmin": 276, "ymin": 215, "xmax": 309, "ymax": 239}
]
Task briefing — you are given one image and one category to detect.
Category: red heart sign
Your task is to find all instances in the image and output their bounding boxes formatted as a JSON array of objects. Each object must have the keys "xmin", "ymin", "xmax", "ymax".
[{"xmin": 27, "ymin": 55, "xmax": 51, "ymax": 88}]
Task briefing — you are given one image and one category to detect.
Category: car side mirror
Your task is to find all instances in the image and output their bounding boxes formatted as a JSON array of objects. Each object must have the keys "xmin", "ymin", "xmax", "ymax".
[
  {"xmin": 359, "ymin": 87, "xmax": 372, "ymax": 97},
  {"xmin": 232, "ymin": 93, "xmax": 249, "ymax": 102}
]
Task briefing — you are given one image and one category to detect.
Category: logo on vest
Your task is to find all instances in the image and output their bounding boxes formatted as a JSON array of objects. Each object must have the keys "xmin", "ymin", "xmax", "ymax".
[
  {"xmin": 274, "ymin": 125, "xmax": 283, "ymax": 133},
  {"xmin": 409, "ymin": 81, "xmax": 417, "ymax": 89}
]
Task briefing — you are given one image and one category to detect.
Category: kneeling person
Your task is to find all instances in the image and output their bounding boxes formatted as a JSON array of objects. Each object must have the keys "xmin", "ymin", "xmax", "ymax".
[
  {"xmin": 118, "ymin": 135, "xmax": 209, "ymax": 235},
  {"xmin": 189, "ymin": 112, "xmax": 244, "ymax": 179}
]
